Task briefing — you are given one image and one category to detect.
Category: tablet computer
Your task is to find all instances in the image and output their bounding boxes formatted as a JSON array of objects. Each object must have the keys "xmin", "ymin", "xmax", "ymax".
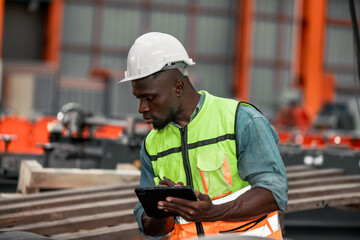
[{"xmin": 135, "ymin": 186, "xmax": 197, "ymax": 218}]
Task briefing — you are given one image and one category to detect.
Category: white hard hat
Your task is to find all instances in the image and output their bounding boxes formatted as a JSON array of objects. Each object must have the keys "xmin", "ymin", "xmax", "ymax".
[{"xmin": 119, "ymin": 32, "xmax": 195, "ymax": 82}]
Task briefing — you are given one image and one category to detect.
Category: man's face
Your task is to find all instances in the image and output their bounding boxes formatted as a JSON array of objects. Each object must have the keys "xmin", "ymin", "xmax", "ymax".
[{"xmin": 132, "ymin": 70, "xmax": 179, "ymax": 130}]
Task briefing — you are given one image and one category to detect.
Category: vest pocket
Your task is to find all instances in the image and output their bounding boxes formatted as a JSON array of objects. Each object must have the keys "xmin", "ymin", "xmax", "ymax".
[
  {"xmin": 152, "ymin": 153, "xmax": 183, "ymax": 185},
  {"xmin": 196, "ymin": 149, "xmax": 233, "ymax": 199}
]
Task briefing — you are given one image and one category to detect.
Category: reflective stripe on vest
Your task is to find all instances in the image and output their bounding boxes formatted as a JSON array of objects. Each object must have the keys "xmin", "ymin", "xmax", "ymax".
[
  {"xmin": 175, "ymin": 186, "xmax": 252, "ymax": 225},
  {"xmin": 170, "ymin": 211, "xmax": 282, "ymax": 240},
  {"xmin": 171, "ymin": 187, "xmax": 282, "ymax": 240}
]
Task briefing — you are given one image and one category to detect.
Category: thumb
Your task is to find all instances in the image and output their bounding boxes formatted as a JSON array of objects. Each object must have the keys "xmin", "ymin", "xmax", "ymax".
[
  {"xmin": 194, "ymin": 190, "xmax": 211, "ymax": 201},
  {"xmin": 175, "ymin": 181, "xmax": 184, "ymax": 186}
]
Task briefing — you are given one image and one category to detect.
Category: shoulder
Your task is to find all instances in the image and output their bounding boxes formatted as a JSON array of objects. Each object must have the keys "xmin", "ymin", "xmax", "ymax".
[
  {"xmin": 205, "ymin": 94, "xmax": 239, "ymax": 115},
  {"xmin": 201, "ymin": 91, "xmax": 238, "ymax": 108},
  {"xmin": 237, "ymin": 103, "xmax": 264, "ymax": 121},
  {"xmin": 211, "ymin": 94, "xmax": 238, "ymax": 105},
  {"xmin": 236, "ymin": 104, "xmax": 279, "ymax": 145},
  {"xmin": 235, "ymin": 103, "xmax": 273, "ymax": 136},
  {"xmin": 144, "ymin": 128, "xmax": 158, "ymax": 146}
]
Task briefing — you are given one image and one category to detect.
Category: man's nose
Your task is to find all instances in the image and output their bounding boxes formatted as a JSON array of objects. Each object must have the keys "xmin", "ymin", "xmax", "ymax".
[{"xmin": 139, "ymin": 99, "xmax": 149, "ymax": 113}]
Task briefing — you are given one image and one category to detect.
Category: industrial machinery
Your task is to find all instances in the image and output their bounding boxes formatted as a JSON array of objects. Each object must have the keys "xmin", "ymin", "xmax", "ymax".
[
  {"xmin": 0, "ymin": 103, "xmax": 151, "ymax": 177},
  {"xmin": 313, "ymin": 102, "xmax": 355, "ymax": 131}
]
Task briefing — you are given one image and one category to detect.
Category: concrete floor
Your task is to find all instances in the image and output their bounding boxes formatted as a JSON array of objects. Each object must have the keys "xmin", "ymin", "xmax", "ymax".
[
  {"xmin": 1, "ymin": 177, "xmax": 360, "ymax": 240},
  {"xmin": 283, "ymin": 208, "xmax": 360, "ymax": 240}
]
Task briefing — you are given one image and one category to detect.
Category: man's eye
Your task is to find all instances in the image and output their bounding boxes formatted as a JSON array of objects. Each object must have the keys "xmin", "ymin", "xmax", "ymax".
[{"xmin": 135, "ymin": 96, "xmax": 154, "ymax": 101}]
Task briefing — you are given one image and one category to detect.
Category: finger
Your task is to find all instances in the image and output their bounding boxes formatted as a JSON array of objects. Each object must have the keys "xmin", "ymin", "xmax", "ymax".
[
  {"xmin": 175, "ymin": 182, "xmax": 184, "ymax": 186},
  {"xmin": 158, "ymin": 179, "xmax": 176, "ymax": 186},
  {"xmin": 164, "ymin": 197, "xmax": 201, "ymax": 218},
  {"xmin": 160, "ymin": 200, "xmax": 198, "ymax": 220},
  {"xmin": 165, "ymin": 196, "xmax": 197, "ymax": 206},
  {"xmin": 194, "ymin": 190, "xmax": 201, "ymax": 198},
  {"xmin": 162, "ymin": 195, "xmax": 215, "ymax": 222},
  {"xmin": 195, "ymin": 191, "xmax": 211, "ymax": 202},
  {"xmin": 158, "ymin": 197, "xmax": 195, "ymax": 209}
]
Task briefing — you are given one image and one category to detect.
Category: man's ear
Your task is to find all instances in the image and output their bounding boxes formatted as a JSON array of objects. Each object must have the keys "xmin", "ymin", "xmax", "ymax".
[{"xmin": 175, "ymin": 80, "xmax": 184, "ymax": 96}]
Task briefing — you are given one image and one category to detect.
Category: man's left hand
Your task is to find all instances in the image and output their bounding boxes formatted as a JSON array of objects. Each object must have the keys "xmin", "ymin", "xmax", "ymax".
[{"xmin": 157, "ymin": 190, "xmax": 225, "ymax": 222}]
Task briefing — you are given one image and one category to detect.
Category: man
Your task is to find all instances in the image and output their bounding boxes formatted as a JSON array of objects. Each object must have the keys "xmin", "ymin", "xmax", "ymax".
[{"xmin": 120, "ymin": 32, "xmax": 288, "ymax": 239}]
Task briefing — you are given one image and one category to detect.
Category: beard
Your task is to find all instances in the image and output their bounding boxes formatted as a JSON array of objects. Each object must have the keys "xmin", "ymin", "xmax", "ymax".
[{"xmin": 153, "ymin": 109, "xmax": 178, "ymax": 130}]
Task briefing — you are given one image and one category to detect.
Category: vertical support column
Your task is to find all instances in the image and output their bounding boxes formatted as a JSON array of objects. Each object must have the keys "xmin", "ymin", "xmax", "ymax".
[
  {"xmin": 45, "ymin": 0, "xmax": 63, "ymax": 65},
  {"xmin": 0, "ymin": 0, "xmax": 4, "ymax": 103},
  {"xmin": 234, "ymin": 0, "xmax": 253, "ymax": 101},
  {"xmin": 299, "ymin": 0, "xmax": 327, "ymax": 120},
  {"xmin": 0, "ymin": 0, "xmax": 4, "ymax": 58},
  {"xmin": 45, "ymin": 0, "xmax": 64, "ymax": 115},
  {"xmin": 92, "ymin": 0, "xmax": 104, "ymax": 68},
  {"xmin": 187, "ymin": 0, "xmax": 197, "ymax": 57}
]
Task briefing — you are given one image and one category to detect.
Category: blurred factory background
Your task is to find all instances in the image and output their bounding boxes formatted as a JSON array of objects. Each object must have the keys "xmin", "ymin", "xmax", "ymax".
[
  {"xmin": 0, "ymin": 0, "xmax": 358, "ymax": 124},
  {"xmin": 0, "ymin": 0, "xmax": 359, "ymax": 183},
  {"xmin": 0, "ymin": 0, "xmax": 360, "ymax": 184},
  {"xmin": 0, "ymin": 0, "xmax": 360, "ymax": 240},
  {"xmin": 2, "ymin": 0, "xmax": 360, "ymax": 164}
]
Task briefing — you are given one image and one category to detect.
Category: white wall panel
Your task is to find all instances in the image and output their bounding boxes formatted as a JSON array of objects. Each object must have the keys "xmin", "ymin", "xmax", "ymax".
[
  {"xmin": 250, "ymin": 66, "xmax": 275, "ymax": 118},
  {"xmin": 253, "ymin": 20, "xmax": 277, "ymax": 60},
  {"xmin": 326, "ymin": 26, "xmax": 354, "ymax": 67},
  {"xmin": 196, "ymin": 15, "xmax": 233, "ymax": 55},
  {"xmin": 150, "ymin": 11, "xmax": 188, "ymax": 45},
  {"xmin": 62, "ymin": 4, "xmax": 94, "ymax": 45},
  {"xmin": 61, "ymin": 52, "xmax": 92, "ymax": 78},
  {"xmin": 102, "ymin": 7, "xmax": 142, "ymax": 47},
  {"xmin": 195, "ymin": 63, "xmax": 230, "ymax": 98},
  {"xmin": 198, "ymin": 0, "xmax": 234, "ymax": 9}
]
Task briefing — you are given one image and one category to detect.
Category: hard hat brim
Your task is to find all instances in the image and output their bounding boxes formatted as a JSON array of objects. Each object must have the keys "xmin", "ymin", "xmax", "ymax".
[{"xmin": 119, "ymin": 60, "xmax": 195, "ymax": 83}]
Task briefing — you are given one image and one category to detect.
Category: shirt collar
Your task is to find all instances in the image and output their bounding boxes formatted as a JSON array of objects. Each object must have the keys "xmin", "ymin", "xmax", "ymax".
[{"xmin": 171, "ymin": 93, "xmax": 205, "ymax": 128}]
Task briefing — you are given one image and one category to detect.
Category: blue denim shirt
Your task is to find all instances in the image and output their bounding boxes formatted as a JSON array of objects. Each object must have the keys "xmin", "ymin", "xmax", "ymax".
[{"xmin": 133, "ymin": 93, "xmax": 288, "ymax": 239}]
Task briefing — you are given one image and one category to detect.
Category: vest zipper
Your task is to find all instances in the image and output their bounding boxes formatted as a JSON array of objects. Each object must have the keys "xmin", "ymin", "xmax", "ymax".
[
  {"xmin": 180, "ymin": 126, "xmax": 193, "ymax": 188},
  {"xmin": 180, "ymin": 126, "xmax": 205, "ymax": 237}
]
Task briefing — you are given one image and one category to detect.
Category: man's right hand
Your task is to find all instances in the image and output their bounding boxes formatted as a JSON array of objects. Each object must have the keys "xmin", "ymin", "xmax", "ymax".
[
  {"xmin": 159, "ymin": 178, "xmax": 184, "ymax": 187},
  {"xmin": 141, "ymin": 211, "xmax": 175, "ymax": 236},
  {"xmin": 141, "ymin": 177, "xmax": 186, "ymax": 236}
]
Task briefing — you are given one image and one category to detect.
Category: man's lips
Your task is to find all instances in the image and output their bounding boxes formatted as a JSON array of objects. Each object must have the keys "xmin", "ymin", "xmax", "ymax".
[{"xmin": 143, "ymin": 117, "xmax": 153, "ymax": 124}]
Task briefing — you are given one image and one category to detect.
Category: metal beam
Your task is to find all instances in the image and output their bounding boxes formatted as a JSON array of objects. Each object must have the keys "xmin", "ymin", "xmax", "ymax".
[
  {"xmin": 234, "ymin": 0, "xmax": 253, "ymax": 101},
  {"xmin": 299, "ymin": 0, "xmax": 329, "ymax": 120},
  {"xmin": 45, "ymin": 0, "xmax": 63, "ymax": 64}
]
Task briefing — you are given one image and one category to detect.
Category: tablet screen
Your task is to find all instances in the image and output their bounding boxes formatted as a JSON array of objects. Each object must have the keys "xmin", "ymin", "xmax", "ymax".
[{"xmin": 135, "ymin": 186, "xmax": 197, "ymax": 218}]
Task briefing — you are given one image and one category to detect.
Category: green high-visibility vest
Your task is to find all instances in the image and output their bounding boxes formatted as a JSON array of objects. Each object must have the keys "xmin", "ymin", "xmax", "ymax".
[{"xmin": 145, "ymin": 91, "xmax": 250, "ymax": 199}]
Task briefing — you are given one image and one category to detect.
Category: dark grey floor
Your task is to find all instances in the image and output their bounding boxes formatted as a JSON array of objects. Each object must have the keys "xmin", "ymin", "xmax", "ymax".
[
  {"xmin": 283, "ymin": 208, "xmax": 360, "ymax": 240},
  {"xmin": 0, "ymin": 176, "xmax": 18, "ymax": 193},
  {"xmin": 1, "ymin": 177, "xmax": 360, "ymax": 240},
  {"xmin": 284, "ymin": 227, "xmax": 360, "ymax": 240}
]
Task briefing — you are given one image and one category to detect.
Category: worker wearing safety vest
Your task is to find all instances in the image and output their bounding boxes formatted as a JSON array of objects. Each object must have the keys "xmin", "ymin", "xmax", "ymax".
[{"xmin": 119, "ymin": 32, "xmax": 288, "ymax": 239}]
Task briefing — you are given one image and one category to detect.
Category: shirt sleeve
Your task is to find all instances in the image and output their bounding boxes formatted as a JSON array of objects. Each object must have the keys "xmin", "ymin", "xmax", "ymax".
[
  {"xmin": 133, "ymin": 141, "xmax": 164, "ymax": 240},
  {"xmin": 236, "ymin": 106, "xmax": 288, "ymax": 211}
]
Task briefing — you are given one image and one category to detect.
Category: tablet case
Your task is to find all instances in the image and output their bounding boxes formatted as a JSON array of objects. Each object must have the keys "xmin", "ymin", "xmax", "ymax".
[{"xmin": 135, "ymin": 186, "xmax": 197, "ymax": 218}]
